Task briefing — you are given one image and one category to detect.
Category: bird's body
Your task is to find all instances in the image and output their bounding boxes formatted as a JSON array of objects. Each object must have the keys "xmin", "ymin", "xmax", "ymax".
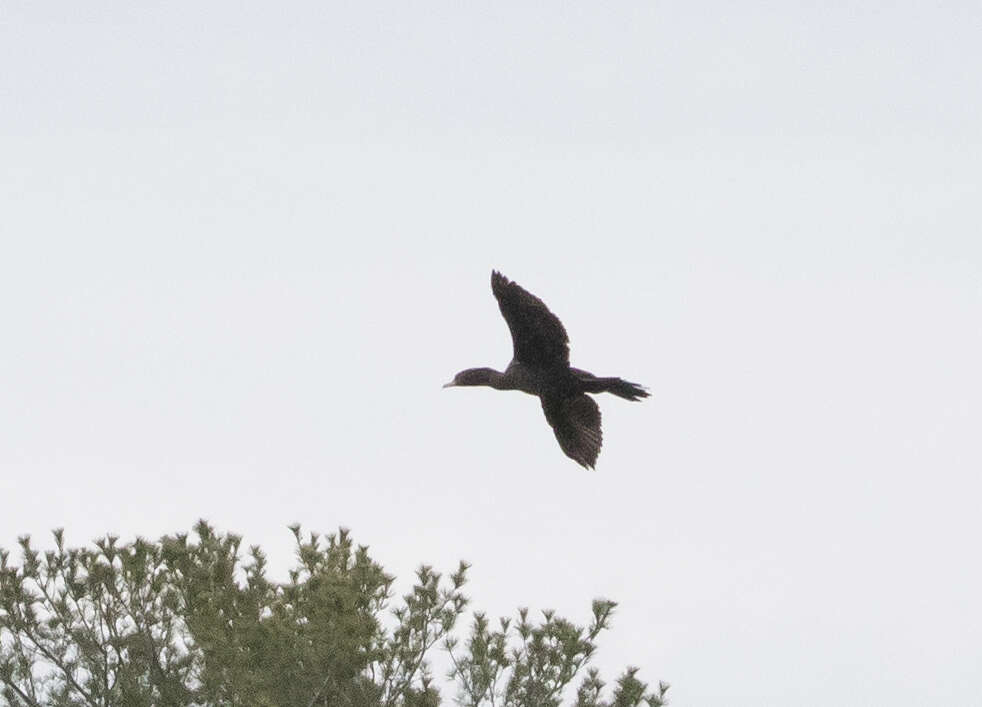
[{"xmin": 444, "ymin": 271, "xmax": 648, "ymax": 469}]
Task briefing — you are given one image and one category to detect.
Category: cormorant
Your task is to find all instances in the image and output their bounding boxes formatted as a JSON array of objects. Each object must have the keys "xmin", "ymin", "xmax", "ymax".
[{"xmin": 444, "ymin": 271, "xmax": 649, "ymax": 469}]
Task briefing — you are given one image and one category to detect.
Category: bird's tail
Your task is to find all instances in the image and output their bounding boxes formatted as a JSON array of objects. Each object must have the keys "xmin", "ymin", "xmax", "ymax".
[
  {"xmin": 597, "ymin": 377, "xmax": 649, "ymax": 401},
  {"xmin": 574, "ymin": 371, "xmax": 649, "ymax": 401}
]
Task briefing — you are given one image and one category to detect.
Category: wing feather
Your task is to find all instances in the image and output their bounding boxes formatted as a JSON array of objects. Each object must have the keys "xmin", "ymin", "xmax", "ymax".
[
  {"xmin": 541, "ymin": 394, "xmax": 602, "ymax": 469},
  {"xmin": 491, "ymin": 271, "xmax": 570, "ymax": 367}
]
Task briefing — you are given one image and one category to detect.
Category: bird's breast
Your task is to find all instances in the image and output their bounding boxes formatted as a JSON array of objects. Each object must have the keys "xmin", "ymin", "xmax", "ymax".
[{"xmin": 503, "ymin": 361, "xmax": 568, "ymax": 397}]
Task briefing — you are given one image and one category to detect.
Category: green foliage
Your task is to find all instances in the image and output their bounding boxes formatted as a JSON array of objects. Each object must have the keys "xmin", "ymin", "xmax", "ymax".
[
  {"xmin": 446, "ymin": 603, "xmax": 668, "ymax": 707},
  {"xmin": 0, "ymin": 523, "xmax": 666, "ymax": 706}
]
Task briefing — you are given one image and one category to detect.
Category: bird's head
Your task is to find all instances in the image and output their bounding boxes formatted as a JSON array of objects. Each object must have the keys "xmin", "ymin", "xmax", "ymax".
[{"xmin": 442, "ymin": 367, "xmax": 500, "ymax": 388}]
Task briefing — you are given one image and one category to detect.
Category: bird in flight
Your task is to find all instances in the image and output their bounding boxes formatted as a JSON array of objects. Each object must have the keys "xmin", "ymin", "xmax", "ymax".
[{"xmin": 444, "ymin": 271, "xmax": 648, "ymax": 469}]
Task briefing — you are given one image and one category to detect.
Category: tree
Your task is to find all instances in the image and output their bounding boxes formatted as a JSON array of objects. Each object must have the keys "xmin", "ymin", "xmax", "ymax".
[{"xmin": 0, "ymin": 522, "xmax": 668, "ymax": 706}]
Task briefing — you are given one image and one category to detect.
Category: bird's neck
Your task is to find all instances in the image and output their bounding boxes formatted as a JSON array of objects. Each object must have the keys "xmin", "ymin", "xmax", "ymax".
[{"xmin": 476, "ymin": 367, "xmax": 509, "ymax": 390}]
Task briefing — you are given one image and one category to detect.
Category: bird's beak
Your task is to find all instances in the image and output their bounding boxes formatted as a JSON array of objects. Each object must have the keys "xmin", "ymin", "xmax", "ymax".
[{"xmin": 442, "ymin": 380, "xmax": 456, "ymax": 388}]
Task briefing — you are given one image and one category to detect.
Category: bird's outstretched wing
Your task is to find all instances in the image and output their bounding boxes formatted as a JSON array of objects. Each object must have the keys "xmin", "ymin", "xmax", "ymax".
[
  {"xmin": 541, "ymin": 394, "xmax": 602, "ymax": 469},
  {"xmin": 491, "ymin": 271, "xmax": 569, "ymax": 367}
]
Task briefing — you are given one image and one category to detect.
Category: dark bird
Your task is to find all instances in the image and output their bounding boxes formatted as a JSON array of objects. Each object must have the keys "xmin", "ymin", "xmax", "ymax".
[{"xmin": 443, "ymin": 271, "xmax": 649, "ymax": 469}]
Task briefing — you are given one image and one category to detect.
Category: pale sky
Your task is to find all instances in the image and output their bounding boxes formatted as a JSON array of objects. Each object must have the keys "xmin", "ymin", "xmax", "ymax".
[{"xmin": 2, "ymin": 2, "xmax": 981, "ymax": 705}]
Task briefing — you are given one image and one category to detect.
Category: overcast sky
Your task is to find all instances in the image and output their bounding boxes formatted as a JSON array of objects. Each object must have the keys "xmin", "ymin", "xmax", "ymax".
[{"xmin": 2, "ymin": 2, "xmax": 981, "ymax": 705}]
